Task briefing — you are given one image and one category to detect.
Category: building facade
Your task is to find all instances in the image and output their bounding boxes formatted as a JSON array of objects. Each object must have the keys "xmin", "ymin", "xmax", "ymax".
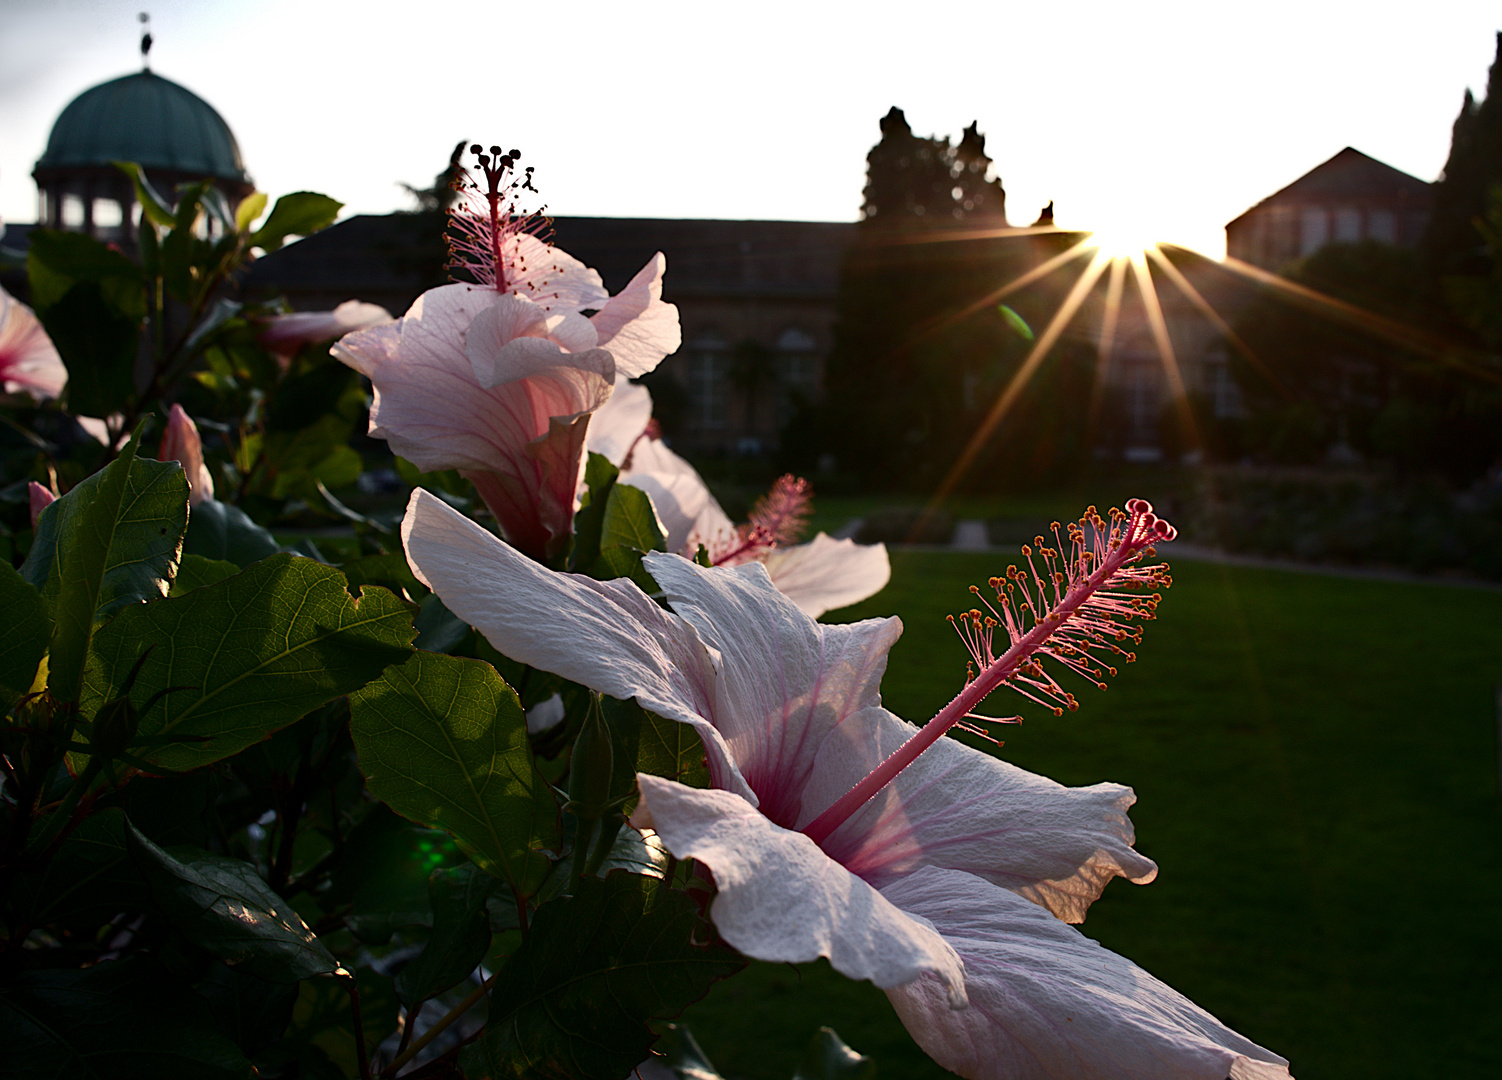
[{"xmin": 1225, "ymin": 147, "xmax": 1432, "ymax": 272}]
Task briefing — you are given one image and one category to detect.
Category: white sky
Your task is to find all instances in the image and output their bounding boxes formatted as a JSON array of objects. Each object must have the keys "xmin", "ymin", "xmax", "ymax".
[{"xmin": 1, "ymin": 0, "xmax": 1497, "ymax": 259}]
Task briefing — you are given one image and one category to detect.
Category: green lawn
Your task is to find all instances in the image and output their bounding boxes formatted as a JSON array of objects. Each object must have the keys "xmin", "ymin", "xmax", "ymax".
[{"xmin": 674, "ymin": 550, "xmax": 1502, "ymax": 1079}]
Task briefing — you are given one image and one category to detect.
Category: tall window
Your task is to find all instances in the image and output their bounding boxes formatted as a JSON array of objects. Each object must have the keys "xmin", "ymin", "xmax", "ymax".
[
  {"xmin": 776, "ymin": 327, "xmax": 818, "ymax": 425},
  {"xmin": 686, "ymin": 332, "xmax": 730, "ymax": 430},
  {"xmin": 1334, "ymin": 207, "xmax": 1361, "ymax": 243},
  {"xmin": 1368, "ymin": 210, "xmax": 1397, "ymax": 244},
  {"xmin": 1299, "ymin": 208, "xmax": 1328, "ymax": 256}
]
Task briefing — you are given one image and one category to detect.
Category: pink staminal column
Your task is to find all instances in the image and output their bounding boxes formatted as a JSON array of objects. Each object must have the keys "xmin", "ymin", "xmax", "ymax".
[{"xmin": 802, "ymin": 499, "xmax": 1177, "ymax": 847}]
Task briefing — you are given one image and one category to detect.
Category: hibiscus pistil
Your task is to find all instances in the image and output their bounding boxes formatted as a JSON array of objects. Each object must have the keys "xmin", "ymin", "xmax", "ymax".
[
  {"xmin": 446, "ymin": 144, "xmax": 546, "ymax": 294},
  {"xmin": 802, "ymin": 498, "xmax": 1175, "ymax": 846}
]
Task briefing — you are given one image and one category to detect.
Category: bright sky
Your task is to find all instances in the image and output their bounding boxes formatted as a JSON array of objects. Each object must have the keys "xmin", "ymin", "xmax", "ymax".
[{"xmin": 1, "ymin": 0, "xmax": 1497, "ymax": 260}]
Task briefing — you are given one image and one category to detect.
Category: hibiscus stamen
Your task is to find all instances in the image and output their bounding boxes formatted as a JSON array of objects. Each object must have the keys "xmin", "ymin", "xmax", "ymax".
[
  {"xmin": 709, "ymin": 474, "xmax": 815, "ymax": 567},
  {"xmin": 802, "ymin": 499, "xmax": 1174, "ymax": 846},
  {"xmin": 446, "ymin": 143, "xmax": 549, "ymax": 293}
]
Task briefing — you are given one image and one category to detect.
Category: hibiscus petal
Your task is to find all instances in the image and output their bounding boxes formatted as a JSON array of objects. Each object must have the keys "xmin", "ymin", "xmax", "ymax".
[
  {"xmin": 585, "ymin": 378, "xmax": 654, "ymax": 467},
  {"xmin": 400, "ymin": 489, "xmax": 752, "ymax": 803},
  {"xmin": 506, "ymin": 233, "xmax": 610, "ymax": 312},
  {"xmin": 0, "ymin": 284, "xmax": 67, "ymax": 400},
  {"xmin": 635, "ymin": 776, "xmax": 967, "ymax": 1007},
  {"xmin": 759, "ymin": 533, "xmax": 892, "ymax": 619},
  {"xmin": 259, "ymin": 300, "xmax": 392, "ymax": 353},
  {"xmin": 644, "ymin": 553, "xmax": 902, "ymax": 828},
  {"xmin": 881, "ymin": 867, "xmax": 1292, "ymax": 1080},
  {"xmin": 804, "ymin": 709, "xmax": 1157, "ymax": 922},
  {"xmin": 589, "ymin": 253, "xmax": 682, "ymax": 378},
  {"xmin": 619, "ymin": 438, "xmax": 735, "ymax": 555},
  {"xmin": 159, "ymin": 404, "xmax": 215, "ymax": 506}
]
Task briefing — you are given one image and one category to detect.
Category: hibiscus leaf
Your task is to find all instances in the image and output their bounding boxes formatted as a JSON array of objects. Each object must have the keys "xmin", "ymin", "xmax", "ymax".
[
  {"xmin": 0, "ymin": 561, "xmax": 49, "ymax": 706},
  {"xmin": 81, "ymin": 554, "xmax": 414, "ymax": 771},
  {"xmin": 458, "ymin": 873, "xmax": 743, "ymax": 1080},
  {"xmin": 636, "ymin": 711, "xmax": 710, "ymax": 789},
  {"xmin": 0, "ymin": 955, "xmax": 255, "ymax": 1080},
  {"xmin": 793, "ymin": 1027, "xmax": 875, "ymax": 1080},
  {"xmin": 395, "ymin": 864, "xmax": 498, "ymax": 1008},
  {"xmin": 169, "ymin": 553, "xmax": 240, "ymax": 595},
  {"xmin": 598, "ymin": 482, "xmax": 667, "ymax": 555},
  {"xmin": 7, "ymin": 807, "xmax": 149, "ymax": 930},
  {"xmin": 22, "ymin": 432, "xmax": 188, "ymax": 706},
  {"xmin": 348, "ymin": 651, "xmax": 558, "ymax": 898},
  {"xmin": 247, "ymin": 191, "xmax": 342, "ymax": 253},
  {"xmin": 125, "ymin": 821, "xmax": 339, "ymax": 983},
  {"xmin": 570, "ymin": 452, "xmax": 619, "ymax": 573},
  {"xmin": 181, "ymin": 499, "xmax": 281, "ymax": 567}
]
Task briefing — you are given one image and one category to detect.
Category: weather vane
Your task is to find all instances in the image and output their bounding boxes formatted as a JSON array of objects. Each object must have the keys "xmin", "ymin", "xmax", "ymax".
[{"xmin": 139, "ymin": 12, "xmax": 152, "ymax": 71}]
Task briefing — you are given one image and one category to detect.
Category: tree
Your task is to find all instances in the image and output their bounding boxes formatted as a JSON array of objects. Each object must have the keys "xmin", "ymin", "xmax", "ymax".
[
  {"xmin": 1423, "ymin": 32, "xmax": 1502, "ymax": 281},
  {"xmin": 795, "ymin": 109, "xmax": 1086, "ymax": 491}
]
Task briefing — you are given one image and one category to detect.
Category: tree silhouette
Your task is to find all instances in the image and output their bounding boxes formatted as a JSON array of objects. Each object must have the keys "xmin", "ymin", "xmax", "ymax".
[
  {"xmin": 792, "ymin": 109, "xmax": 1088, "ymax": 491},
  {"xmin": 1423, "ymin": 32, "xmax": 1502, "ymax": 281}
]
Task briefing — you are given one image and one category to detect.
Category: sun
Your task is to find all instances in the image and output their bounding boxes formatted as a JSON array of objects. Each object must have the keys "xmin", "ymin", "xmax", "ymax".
[{"xmin": 1085, "ymin": 220, "xmax": 1165, "ymax": 260}]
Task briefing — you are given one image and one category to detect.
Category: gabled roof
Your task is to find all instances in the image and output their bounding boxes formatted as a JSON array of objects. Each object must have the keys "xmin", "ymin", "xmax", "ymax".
[{"xmin": 1226, "ymin": 147, "xmax": 1431, "ymax": 227}]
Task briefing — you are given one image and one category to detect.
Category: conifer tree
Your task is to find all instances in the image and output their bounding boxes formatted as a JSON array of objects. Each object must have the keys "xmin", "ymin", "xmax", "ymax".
[{"xmin": 1423, "ymin": 32, "xmax": 1502, "ymax": 280}]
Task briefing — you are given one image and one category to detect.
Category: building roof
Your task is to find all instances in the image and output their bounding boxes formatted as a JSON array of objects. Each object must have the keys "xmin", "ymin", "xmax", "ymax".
[
  {"xmin": 1226, "ymin": 147, "xmax": 1431, "ymax": 227},
  {"xmin": 33, "ymin": 71, "xmax": 250, "ymax": 184},
  {"xmin": 241, "ymin": 214, "xmax": 858, "ymax": 312}
]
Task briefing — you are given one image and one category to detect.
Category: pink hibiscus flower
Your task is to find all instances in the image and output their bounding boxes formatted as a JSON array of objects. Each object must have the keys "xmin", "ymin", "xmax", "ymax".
[
  {"xmin": 0, "ymin": 284, "xmax": 67, "ymax": 401},
  {"xmin": 400, "ymin": 489, "xmax": 1292, "ymax": 1079},
  {"xmin": 334, "ymin": 146, "xmax": 680, "ymax": 561},
  {"xmin": 157, "ymin": 404, "xmax": 215, "ymax": 505},
  {"xmin": 587, "ymin": 382, "xmax": 890, "ymax": 618}
]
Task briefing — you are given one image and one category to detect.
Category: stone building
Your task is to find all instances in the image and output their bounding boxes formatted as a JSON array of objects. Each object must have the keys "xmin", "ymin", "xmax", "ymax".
[
  {"xmin": 241, "ymin": 215, "xmax": 855, "ymax": 458},
  {"xmin": 1225, "ymin": 147, "xmax": 1432, "ymax": 272}
]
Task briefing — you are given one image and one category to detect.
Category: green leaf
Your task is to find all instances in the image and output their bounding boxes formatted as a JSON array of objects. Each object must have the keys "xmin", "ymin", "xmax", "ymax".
[
  {"xmin": 323, "ymin": 808, "xmax": 459, "ymax": 944},
  {"xmin": 170, "ymin": 553, "xmax": 240, "ymax": 595},
  {"xmin": 248, "ymin": 192, "xmax": 342, "ymax": 253},
  {"xmin": 0, "ymin": 957, "xmax": 255, "ymax": 1079},
  {"xmin": 0, "ymin": 560, "xmax": 49, "ymax": 705},
  {"xmin": 793, "ymin": 1028, "xmax": 875, "ymax": 1080},
  {"xmin": 339, "ymin": 552, "xmax": 421, "ymax": 598},
  {"xmin": 569, "ymin": 452, "xmax": 619, "ymax": 572},
  {"xmin": 414, "ymin": 591, "xmax": 470, "ymax": 652},
  {"xmin": 113, "ymin": 161, "xmax": 176, "ymax": 228},
  {"xmin": 7, "ymin": 807, "xmax": 148, "ymax": 930},
  {"xmin": 181, "ymin": 499, "xmax": 281, "ymax": 567},
  {"xmin": 193, "ymin": 963, "xmax": 301, "ymax": 1060},
  {"xmin": 126, "ymin": 821, "xmax": 339, "ymax": 982},
  {"xmin": 82, "ymin": 554, "xmax": 414, "ymax": 771},
  {"xmin": 396, "ymin": 865, "xmax": 498, "ymax": 1007},
  {"xmin": 636, "ymin": 710, "xmax": 710, "ymax": 789},
  {"xmin": 261, "ymin": 415, "xmax": 362, "ymax": 499},
  {"xmin": 459, "ymin": 874, "xmax": 743, "ymax": 1080},
  {"xmin": 44, "ymin": 285, "xmax": 141, "ymax": 417},
  {"xmin": 234, "ymin": 191, "xmax": 268, "ymax": 234},
  {"xmin": 350, "ymin": 651, "xmax": 557, "ymax": 897},
  {"xmin": 599, "ymin": 482, "xmax": 667, "ymax": 555},
  {"xmin": 26, "ymin": 228, "xmax": 145, "ymax": 315},
  {"xmin": 22, "ymin": 431, "xmax": 187, "ymax": 705}
]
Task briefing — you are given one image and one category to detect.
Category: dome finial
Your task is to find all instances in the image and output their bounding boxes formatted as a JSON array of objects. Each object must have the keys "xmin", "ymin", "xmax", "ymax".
[{"xmin": 138, "ymin": 12, "xmax": 152, "ymax": 71}]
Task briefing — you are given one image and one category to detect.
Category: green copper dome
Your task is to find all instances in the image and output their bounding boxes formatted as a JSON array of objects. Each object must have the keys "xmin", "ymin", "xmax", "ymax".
[{"xmin": 35, "ymin": 71, "xmax": 250, "ymax": 184}]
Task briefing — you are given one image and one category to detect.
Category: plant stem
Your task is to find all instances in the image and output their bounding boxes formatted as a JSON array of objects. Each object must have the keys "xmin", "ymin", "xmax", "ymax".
[
  {"xmin": 383, "ymin": 972, "xmax": 496, "ymax": 1077},
  {"xmin": 341, "ymin": 971, "xmax": 371, "ymax": 1080}
]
